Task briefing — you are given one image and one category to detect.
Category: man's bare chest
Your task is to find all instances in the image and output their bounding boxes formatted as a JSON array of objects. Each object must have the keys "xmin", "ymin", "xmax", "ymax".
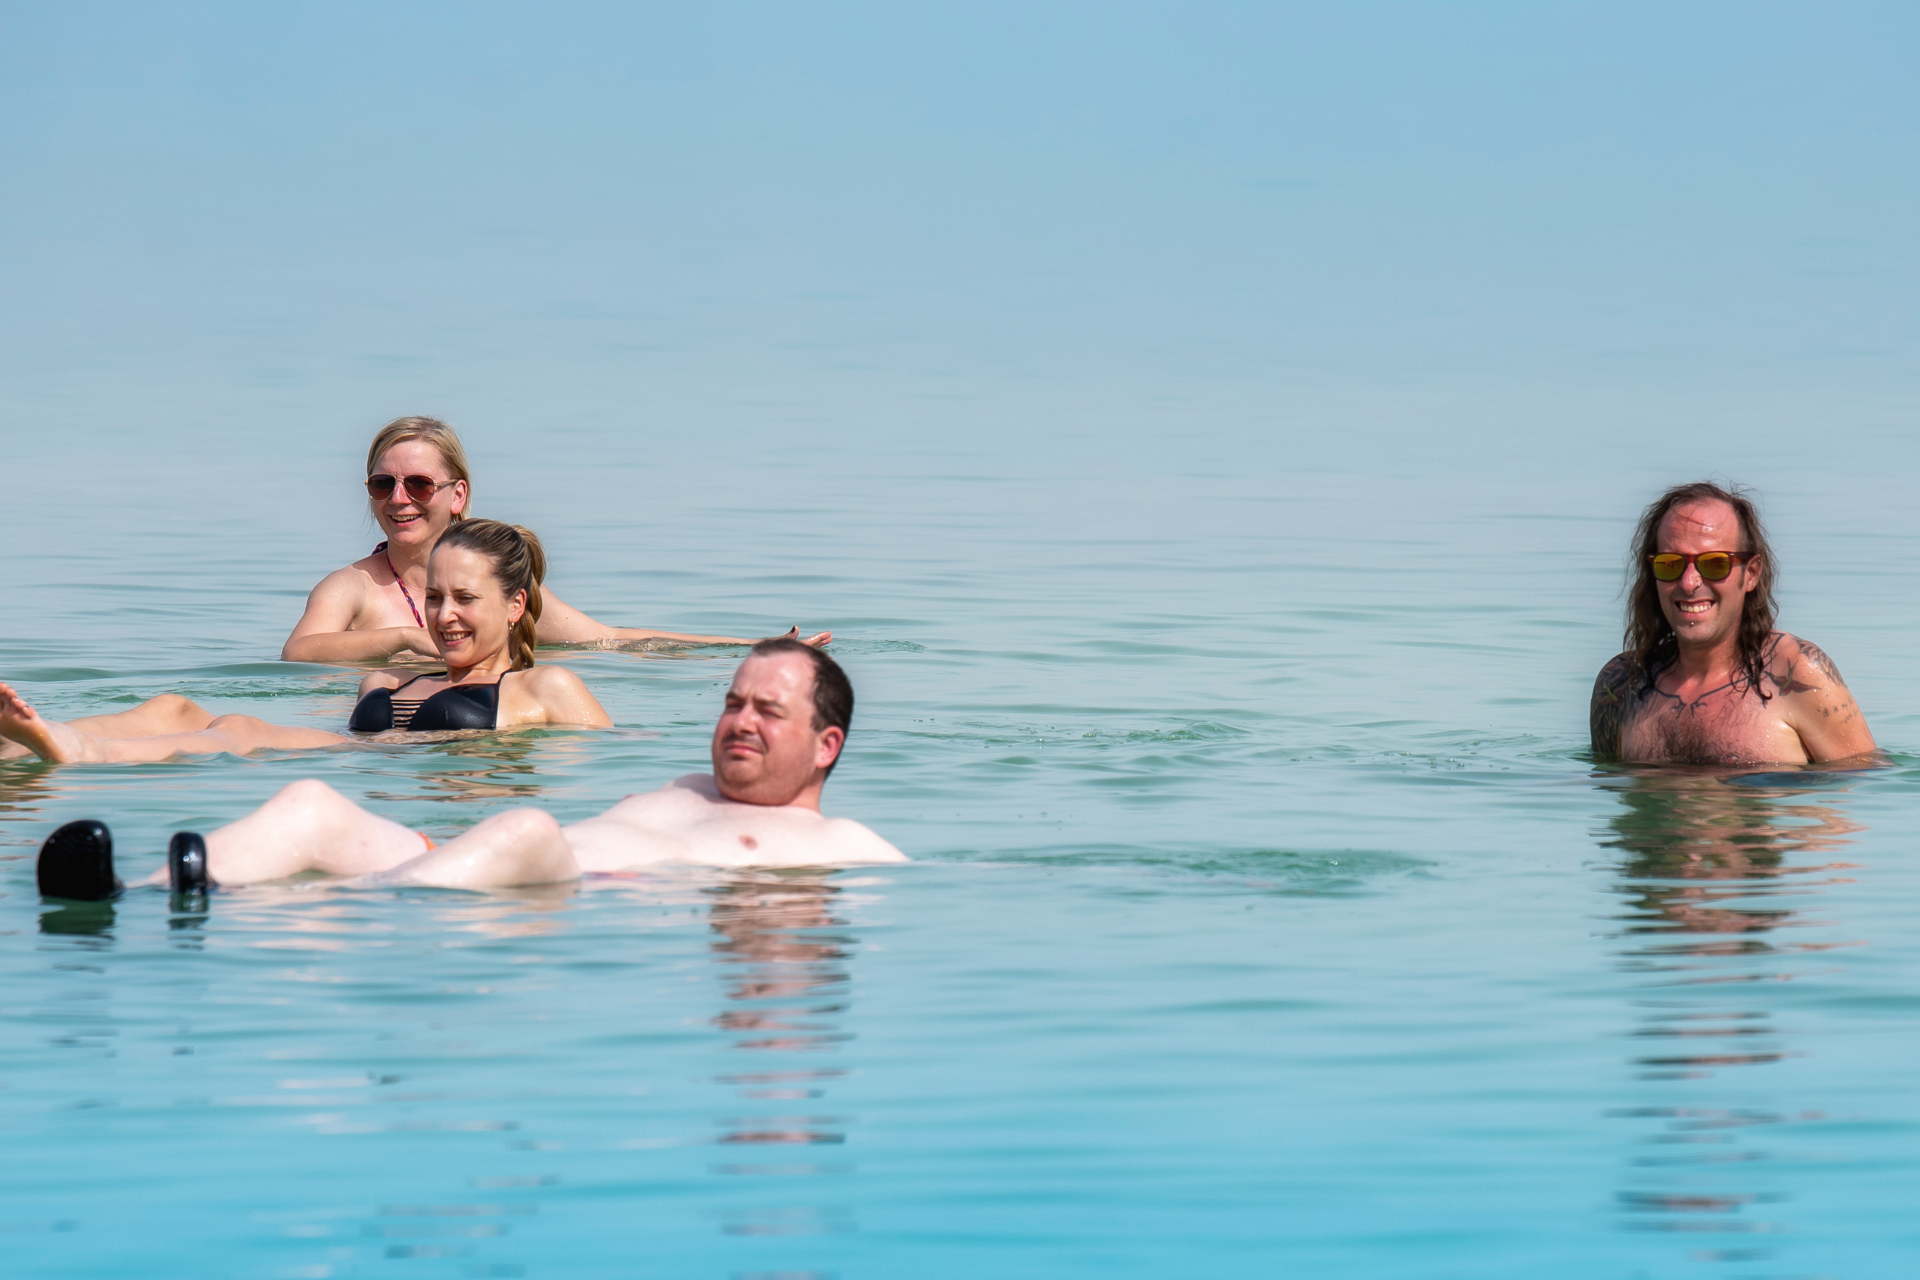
[{"xmin": 1622, "ymin": 683, "xmax": 1804, "ymax": 766}]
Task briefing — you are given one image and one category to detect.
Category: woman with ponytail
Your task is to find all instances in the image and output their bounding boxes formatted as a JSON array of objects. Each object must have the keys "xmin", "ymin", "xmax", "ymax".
[
  {"xmin": 0, "ymin": 521, "xmax": 609, "ymax": 763},
  {"xmin": 346, "ymin": 520, "xmax": 611, "ymax": 734},
  {"xmin": 282, "ymin": 416, "xmax": 827, "ymax": 664}
]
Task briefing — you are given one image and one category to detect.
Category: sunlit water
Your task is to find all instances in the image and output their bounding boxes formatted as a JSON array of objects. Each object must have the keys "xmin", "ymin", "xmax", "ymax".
[
  {"xmin": 6, "ymin": 426, "xmax": 1920, "ymax": 1279},
  {"xmin": 7, "ymin": 6, "xmax": 1920, "ymax": 1274}
]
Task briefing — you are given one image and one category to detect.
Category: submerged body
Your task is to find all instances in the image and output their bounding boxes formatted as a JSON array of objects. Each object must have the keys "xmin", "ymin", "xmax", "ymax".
[
  {"xmin": 0, "ymin": 526, "xmax": 610, "ymax": 764},
  {"xmin": 283, "ymin": 421, "xmax": 824, "ymax": 664},
  {"xmin": 1591, "ymin": 632, "xmax": 1868, "ymax": 766},
  {"xmin": 62, "ymin": 642, "xmax": 902, "ymax": 891},
  {"xmin": 1591, "ymin": 485, "xmax": 1874, "ymax": 767},
  {"xmin": 191, "ymin": 770, "xmax": 903, "ymax": 888}
]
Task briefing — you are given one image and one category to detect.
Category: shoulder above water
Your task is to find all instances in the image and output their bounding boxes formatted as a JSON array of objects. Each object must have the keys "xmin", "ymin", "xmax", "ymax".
[
  {"xmin": 1588, "ymin": 652, "xmax": 1640, "ymax": 758},
  {"xmin": 1761, "ymin": 632, "xmax": 1849, "ymax": 696},
  {"xmin": 620, "ymin": 774, "xmax": 906, "ymax": 864}
]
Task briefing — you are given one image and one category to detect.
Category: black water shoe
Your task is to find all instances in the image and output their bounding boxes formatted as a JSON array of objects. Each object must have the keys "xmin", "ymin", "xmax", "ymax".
[
  {"xmin": 38, "ymin": 820, "xmax": 122, "ymax": 902},
  {"xmin": 168, "ymin": 832, "xmax": 212, "ymax": 895}
]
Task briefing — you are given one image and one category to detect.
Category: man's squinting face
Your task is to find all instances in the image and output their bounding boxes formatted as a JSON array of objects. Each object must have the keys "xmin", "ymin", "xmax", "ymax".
[
  {"xmin": 711, "ymin": 653, "xmax": 844, "ymax": 807},
  {"xmin": 1656, "ymin": 499, "xmax": 1761, "ymax": 650}
]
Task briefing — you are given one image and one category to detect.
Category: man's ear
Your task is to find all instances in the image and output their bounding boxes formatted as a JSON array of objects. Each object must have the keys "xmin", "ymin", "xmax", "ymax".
[
  {"xmin": 1743, "ymin": 557, "xmax": 1764, "ymax": 593},
  {"xmin": 815, "ymin": 725, "xmax": 845, "ymax": 771}
]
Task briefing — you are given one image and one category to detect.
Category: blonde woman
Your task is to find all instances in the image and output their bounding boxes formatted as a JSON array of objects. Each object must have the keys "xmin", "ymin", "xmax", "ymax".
[
  {"xmin": 1, "ymin": 522, "xmax": 610, "ymax": 763},
  {"xmin": 283, "ymin": 416, "xmax": 827, "ymax": 664}
]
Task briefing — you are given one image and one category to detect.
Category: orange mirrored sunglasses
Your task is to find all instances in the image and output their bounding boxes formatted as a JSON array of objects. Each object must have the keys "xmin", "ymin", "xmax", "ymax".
[{"xmin": 1649, "ymin": 551, "xmax": 1754, "ymax": 582}]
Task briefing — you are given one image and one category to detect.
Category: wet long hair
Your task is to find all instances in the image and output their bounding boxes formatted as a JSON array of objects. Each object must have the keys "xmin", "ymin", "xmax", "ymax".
[
  {"xmin": 436, "ymin": 519, "xmax": 546, "ymax": 670},
  {"xmin": 366, "ymin": 416, "xmax": 472, "ymax": 521},
  {"xmin": 1624, "ymin": 481, "xmax": 1778, "ymax": 697}
]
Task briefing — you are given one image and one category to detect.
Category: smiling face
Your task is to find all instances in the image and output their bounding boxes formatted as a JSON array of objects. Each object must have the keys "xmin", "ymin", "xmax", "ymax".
[
  {"xmin": 1655, "ymin": 498, "xmax": 1763, "ymax": 653},
  {"xmin": 710, "ymin": 652, "xmax": 845, "ymax": 808},
  {"xmin": 369, "ymin": 440, "xmax": 469, "ymax": 551},
  {"xmin": 425, "ymin": 544, "xmax": 524, "ymax": 669}
]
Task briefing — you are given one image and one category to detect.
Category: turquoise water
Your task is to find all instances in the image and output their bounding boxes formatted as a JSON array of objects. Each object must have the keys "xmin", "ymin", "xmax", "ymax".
[
  {"xmin": 7, "ymin": 5, "xmax": 1920, "ymax": 1276},
  {"xmin": 7, "ymin": 438, "xmax": 1920, "ymax": 1278}
]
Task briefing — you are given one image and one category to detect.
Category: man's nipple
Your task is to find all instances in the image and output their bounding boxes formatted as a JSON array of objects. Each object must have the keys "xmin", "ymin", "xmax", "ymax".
[{"xmin": 738, "ymin": 835, "xmax": 759, "ymax": 850}]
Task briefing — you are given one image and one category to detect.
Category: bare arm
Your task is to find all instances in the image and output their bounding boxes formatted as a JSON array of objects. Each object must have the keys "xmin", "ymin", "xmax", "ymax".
[
  {"xmin": 1775, "ymin": 638, "xmax": 1876, "ymax": 762},
  {"xmin": 1589, "ymin": 654, "xmax": 1635, "ymax": 758},
  {"xmin": 535, "ymin": 589, "xmax": 829, "ymax": 648},
  {"xmin": 283, "ymin": 569, "xmax": 437, "ymax": 664}
]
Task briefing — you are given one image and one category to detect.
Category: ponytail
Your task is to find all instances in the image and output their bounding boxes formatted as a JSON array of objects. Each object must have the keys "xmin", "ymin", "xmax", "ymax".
[{"xmin": 436, "ymin": 519, "xmax": 546, "ymax": 670}]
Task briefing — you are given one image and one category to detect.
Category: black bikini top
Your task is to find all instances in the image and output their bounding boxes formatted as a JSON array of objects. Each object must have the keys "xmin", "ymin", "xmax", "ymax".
[{"xmin": 349, "ymin": 673, "xmax": 501, "ymax": 732}]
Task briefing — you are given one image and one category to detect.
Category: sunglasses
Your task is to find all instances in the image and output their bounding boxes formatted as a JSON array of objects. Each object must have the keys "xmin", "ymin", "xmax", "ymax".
[
  {"xmin": 366, "ymin": 473, "xmax": 460, "ymax": 503},
  {"xmin": 1649, "ymin": 551, "xmax": 1754, "ymax": 582}
]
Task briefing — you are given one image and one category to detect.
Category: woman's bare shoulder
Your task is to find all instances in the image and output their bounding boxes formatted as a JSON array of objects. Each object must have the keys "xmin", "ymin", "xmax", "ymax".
[
  {"xmin": 308, "ymin": 557, "xmax": 382, "ymax": 603},
  {"xmin": 357, "ymin": 669, "xmax": 408, "ymax": 695},
  {"xmin": 513, "ymin": 663, "xmax": 593, "ymax": 695}
]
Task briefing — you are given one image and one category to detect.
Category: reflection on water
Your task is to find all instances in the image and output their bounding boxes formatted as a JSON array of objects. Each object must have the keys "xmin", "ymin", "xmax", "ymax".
[
  {"xmin": 37, "ymin": 900, "xmax": 117, "ymax": 939},
  {"xmin": 0, "ymin": 763, "xmax": 60, "ymax": 842},
  {"xmin": 706, "ymin": 872, "xmax": 857, "ymax": 1244},
  {"xmin": 1599, "ymin": 770, "xmax": 1865, "ymax": 1265},
  {"xmin": 359, "ymin": 733, "xmax": 578, "ymax": 807}
]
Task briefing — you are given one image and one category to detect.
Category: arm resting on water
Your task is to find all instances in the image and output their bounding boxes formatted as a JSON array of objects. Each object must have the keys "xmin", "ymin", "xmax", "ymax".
[
  {"xmin": 536, "ymin": 589, "xmax": 829, "ymax": 648},
  {"xmin": 282, "ymin": 569, "xmax": 438, "ymax": 664}
]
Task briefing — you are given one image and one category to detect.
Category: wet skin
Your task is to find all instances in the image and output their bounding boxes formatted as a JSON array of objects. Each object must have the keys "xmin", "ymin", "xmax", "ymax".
[
  {"xmin": 1, "ymin": 544, "xmax": 609, "ymax": 764},
  {"xmin": 172, "ymin": 650, "xmax": 902, "ymax": 889},
  {"xmin": 282, "ymin": 439, "xmax": 828, "ymax": 665},
  {"xmin": 1590, "ymin": 499, "xmax": 1875, "ymax": 766}
]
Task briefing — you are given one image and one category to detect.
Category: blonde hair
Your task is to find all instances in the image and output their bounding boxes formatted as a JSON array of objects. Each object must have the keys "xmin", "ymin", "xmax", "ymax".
[
  {"xmin": 435, "ymin": 519, "xmax": 546, "ymax": 670},
  {"xmin": 366, "ymin": 416, "xmax": 473, "ymax": 521}
]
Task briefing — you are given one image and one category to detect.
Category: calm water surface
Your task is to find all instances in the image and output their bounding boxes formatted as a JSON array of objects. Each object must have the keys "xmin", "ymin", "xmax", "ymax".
[
  {"xmin": 4, "ymin": 427, "xmax": 1920, "ymax": 1278},
  {"xmin": 6, "ymin": 6, "xmax": 1920, "ymax": 1273}
]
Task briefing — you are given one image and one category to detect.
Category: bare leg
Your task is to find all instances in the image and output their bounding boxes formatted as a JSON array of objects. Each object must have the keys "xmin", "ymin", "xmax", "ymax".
[
  {"xmin": 0, "ymin": 689, "xmax": 344, "ymax": 764},
  {"xmin": 194, "ymin": 782, "xmax": 576, "ymax": 889},
  {"xmin": 351, "ymin": 807, "xmax": 581, "ymax": 890},
  {"xmin": 199, "ymin": 779, "xmax": 429, "ymax": 885},
  {"xmin": 0, "ymin": 683, "xmax": 96, "ymax": 762},
  {"xmin": 2, "ymin": 691, "xmax": 219, "ymax": 761},
  {"xmin": 194, "ymin": 715, "xmax": 346, "ymax": 754},
  {"xmin": 68, "ymin": 693, "xmax": 217, "ymax": 737}
]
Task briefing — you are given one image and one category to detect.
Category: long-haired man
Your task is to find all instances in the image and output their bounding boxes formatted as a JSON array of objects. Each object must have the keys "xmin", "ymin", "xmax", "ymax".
[{"xmin": 1590, "ymin": 482, "xmax": 1875, "ymax": 765}]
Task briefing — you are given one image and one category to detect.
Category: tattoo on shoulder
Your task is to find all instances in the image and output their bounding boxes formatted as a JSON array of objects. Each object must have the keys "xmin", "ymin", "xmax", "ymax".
[
  {"xmin": 1795, "ymin": 639, "xmax": 1849, "ymax": 690},
  {"xmin": 1590, "ymin": 654, "xmax": 1636, "ymax": 757},
  {"xmin": 1769, "ymin": 666, "xmax": 1820, "ymax": 696}
]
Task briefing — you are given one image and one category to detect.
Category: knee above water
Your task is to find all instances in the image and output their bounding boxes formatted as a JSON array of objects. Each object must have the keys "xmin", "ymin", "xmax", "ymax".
[
  {"xmin": 273, "ymin": 777, "xmax": 344, "ymax": 811},
  {"xmin": 491, "ymin": 807, "xmax": 563, "ymax": 844}
]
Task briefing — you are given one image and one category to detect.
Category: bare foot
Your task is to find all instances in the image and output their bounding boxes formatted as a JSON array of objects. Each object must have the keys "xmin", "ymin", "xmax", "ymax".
[{"xmin": 0, "ymin": 683, "xmax": 92, "ymax": 763}]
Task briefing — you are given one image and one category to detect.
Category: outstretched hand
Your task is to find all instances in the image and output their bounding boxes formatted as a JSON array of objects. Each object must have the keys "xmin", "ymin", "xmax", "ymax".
[{"xmin": 776, "ymin": 626, "xmax": 832, "ymax": 649}]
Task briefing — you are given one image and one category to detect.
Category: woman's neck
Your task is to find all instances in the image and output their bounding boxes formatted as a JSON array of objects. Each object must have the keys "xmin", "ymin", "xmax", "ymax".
[
  {"xmin": 383, "ymin": 535, "xmax": 436, "ymax": 581},
  {"xmin": 445, "ymin": 650, "xmax": 514, "ymax": 684}
]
